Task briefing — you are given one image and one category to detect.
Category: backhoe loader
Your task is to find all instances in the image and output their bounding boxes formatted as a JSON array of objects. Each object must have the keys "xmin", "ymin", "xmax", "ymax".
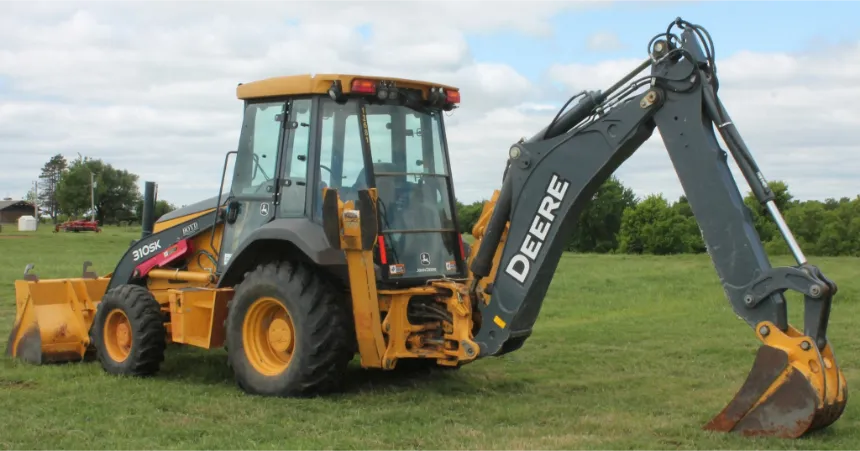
[{"xmin": 5, "ymin": 17, "xmax": 847, "ymax": 439}]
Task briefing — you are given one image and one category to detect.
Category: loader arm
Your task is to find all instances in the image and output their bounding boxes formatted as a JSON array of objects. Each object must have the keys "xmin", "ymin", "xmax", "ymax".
[{"xmin": 467, "ymin": 18, "xmax": 846, "ymax": 438}]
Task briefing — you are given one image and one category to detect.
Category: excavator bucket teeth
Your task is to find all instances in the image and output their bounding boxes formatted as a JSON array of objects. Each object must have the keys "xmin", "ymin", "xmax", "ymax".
[
  {"xmin": 5, "ymin": 277, "xmax": 107, "ymax": 365},
  {"xmin": 704, "ymin": 325, "xmax": 847, "ymax": 438}
]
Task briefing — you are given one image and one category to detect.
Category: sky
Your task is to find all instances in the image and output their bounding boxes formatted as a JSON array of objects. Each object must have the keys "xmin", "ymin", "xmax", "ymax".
[{"xmin": 1, "ymin": 0, "xmax": 859, "ymax": 208}]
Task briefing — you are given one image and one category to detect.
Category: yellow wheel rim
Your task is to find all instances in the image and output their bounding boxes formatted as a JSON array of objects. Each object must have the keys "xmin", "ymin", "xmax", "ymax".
[
  {"xmin": 104, "ymin": 309, "xmax": 132, "ymax": 362},
  {"xmin": 242, "ymin": 296, "xmax": 295, "ymax": 376}
]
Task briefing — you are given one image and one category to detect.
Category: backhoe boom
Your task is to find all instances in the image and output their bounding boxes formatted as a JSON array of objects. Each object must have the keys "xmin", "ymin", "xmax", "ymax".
[{"xmin": 467, "ymin": 18, "xmax": 846, "ymax": 438}]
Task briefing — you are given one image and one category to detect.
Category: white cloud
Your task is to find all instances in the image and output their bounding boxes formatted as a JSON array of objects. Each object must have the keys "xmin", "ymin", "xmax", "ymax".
[
  {"xmin": 1, "ymin": 1, "xmax": 594, "ymax": 202},
  {"xmin": 0, "ymin": 1, "xmax": 857, "ymax": 218},
  {"xmin": 69, "ymin": 1, "xmax": 598, "ymax": 38},
  {"xmin": 586, "ymin": 31, "xmax": 624, "ymax": 52},
  {"xmin": 548, "ymin": 44, "xmax": 860, "ymax": 202}
]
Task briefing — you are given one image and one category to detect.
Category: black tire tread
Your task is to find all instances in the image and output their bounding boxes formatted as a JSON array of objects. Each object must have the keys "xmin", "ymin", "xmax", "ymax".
[
  {"xmin": 90, "ymin": 284, "xmax": 167, "ymax": 376},
  {"xmin": 226, "ymin": 260, "xmax": 355, "ymax": 397}
]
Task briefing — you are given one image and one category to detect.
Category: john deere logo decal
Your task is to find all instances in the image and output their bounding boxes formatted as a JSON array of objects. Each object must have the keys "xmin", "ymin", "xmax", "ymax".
[{"xmin": 420, "ymin": 252, "xmax": 431, "ymax": 266}]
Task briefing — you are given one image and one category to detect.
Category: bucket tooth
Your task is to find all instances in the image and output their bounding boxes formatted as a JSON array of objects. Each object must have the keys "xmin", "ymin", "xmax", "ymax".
[{"xmin": 704, "ymin": 322, "xmax": 847, "ymax": 438}]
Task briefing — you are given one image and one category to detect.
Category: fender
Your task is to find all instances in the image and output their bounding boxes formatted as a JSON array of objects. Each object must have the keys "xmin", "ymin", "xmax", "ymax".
[{"xmin": 216, "ymin": 218, "xmax": 348, "ymax": 288}]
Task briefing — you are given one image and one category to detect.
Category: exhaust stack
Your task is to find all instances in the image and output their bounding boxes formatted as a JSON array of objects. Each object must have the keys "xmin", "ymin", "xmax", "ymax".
[{"xmin": 141, "ymin": 181, "xmax": 156, "ymax": 239}]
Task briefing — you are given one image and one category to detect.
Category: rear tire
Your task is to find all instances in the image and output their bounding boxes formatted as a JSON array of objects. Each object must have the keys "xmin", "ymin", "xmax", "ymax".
[
  {"xmin": 90, "ymin": 284, "xmax": 167, "ymax": 376},
  {"xmin": 226, "ymin": 261, "xmax": 355, "ymax": 397}
]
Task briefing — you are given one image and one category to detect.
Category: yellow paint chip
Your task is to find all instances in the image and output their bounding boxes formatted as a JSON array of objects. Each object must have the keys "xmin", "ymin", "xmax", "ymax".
[{"xmin": 494, "ymin": 315, "xmax": 506, "ymax": 328}]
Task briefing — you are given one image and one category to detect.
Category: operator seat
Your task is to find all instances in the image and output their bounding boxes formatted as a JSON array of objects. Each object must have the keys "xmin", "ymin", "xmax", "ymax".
[{"xmin": 352, "ymin": 163, "xmax": 399, "ymax": 215}]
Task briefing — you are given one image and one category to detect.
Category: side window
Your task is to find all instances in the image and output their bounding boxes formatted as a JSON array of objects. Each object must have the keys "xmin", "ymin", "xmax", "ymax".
[
  {"xmin": 366, "ymin": 113, "xmax": 392, "ymax": 165},
  {"xmin": 404, "ymin": 112, "xmax": 424, "ymax": 173},
  {"xmin": 428, "ymin": 113, "xmax": 449, "ymax": 175},
  {"xmin": 281, "ymin": 98, "xmax": 312, "ymax": 216},
  {"xmin": 233, "ymin": 102, "xmax": 284, "ymax": 195},
  {"xmin": 342, "ymin": 115, "xmax": 365, "ymax": 187},
  {"xmin": 315, "ymin": 99, "xmax": 368, "ymax": 219}
]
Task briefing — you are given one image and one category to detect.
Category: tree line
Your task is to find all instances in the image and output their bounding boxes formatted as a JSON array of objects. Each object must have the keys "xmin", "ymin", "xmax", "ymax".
[
  {"xmin": 456, "ymin": 177, "xmax": 860, "ymax": 258},
  {"xmin": 31, "ymin": 154, "xmax": 176, "ymax": 225},
  {"xmin": 27, "ymin": 152, "xmax": 859, "ymax": 256}
]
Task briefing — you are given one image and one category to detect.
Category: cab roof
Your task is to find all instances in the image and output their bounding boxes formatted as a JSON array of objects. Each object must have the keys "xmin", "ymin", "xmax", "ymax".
[{"xmin": 236, "ymin": 73, "xmax": 459, "ymax": 101}]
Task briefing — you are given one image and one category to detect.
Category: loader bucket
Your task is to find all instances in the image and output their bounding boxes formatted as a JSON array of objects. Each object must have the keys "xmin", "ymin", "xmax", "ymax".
[
  {"xmin": 5, "ymin": 277, "xmax": 109, "ymax": 364},
  {"xmin": 704, "ymin": 321, "xmax": 847, "ymax": 438}
]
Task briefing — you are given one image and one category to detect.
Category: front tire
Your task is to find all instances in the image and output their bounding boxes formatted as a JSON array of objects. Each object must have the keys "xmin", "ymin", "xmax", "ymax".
[
  {"xmin": 226, "ymin": 261, "xmax": 355, "ymax": 397},
  {"xmin": 90, "ymin": 284, "xmax": 167, "ymax": 376}
]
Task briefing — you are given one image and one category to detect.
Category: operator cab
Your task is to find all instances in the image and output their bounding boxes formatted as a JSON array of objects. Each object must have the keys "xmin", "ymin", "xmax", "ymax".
[{"xmin": 220, "ymin": 74, "xmax": 467, "ymax": 285}]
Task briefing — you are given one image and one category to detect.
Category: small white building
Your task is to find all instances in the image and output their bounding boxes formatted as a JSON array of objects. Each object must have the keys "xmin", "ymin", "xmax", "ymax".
[{"xmin": 17, "ymin": 215, "xmax": 38, "ymax": 231}]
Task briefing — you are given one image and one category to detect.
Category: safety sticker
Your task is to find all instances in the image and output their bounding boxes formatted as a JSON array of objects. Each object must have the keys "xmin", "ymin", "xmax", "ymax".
[{"xmin": 389, "ymin": 264, "xmax": 405, "ymax": 276}]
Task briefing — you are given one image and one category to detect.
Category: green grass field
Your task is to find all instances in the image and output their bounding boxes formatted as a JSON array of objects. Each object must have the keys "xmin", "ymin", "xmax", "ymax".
[{"xmin": 1, "ymin": 225, "xmax": 859, "ymax": 449}]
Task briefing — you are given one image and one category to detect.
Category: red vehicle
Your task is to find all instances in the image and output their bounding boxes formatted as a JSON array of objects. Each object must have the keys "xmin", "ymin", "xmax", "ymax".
[{"xmin": 54, "ymin": 219, "xmax": 101, "ymax": 233}]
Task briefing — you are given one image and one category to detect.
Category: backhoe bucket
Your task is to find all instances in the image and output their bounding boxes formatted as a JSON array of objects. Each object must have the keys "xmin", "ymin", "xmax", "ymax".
[
  {"xmin": 704, "ymin": 322, "xmax": 847, "ymax": 438},
  {"xmin": 5, "ymin": 277, "xmax": 108, "ymax": 364}
]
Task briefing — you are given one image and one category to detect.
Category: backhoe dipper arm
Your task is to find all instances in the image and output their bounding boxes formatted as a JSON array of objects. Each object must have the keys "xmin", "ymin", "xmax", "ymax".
[
  {"xmin": 467, "ymin": 19, "xmax": 846, "ymax": 438},
  {"xmin": 470, "ymin": 21, "xmax": 828, "ymax": 356}
]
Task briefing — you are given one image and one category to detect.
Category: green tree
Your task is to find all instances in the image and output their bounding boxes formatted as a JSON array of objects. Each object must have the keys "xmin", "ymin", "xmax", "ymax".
[
  {"xmin": 154, "ymin": 200, "xmax": 176, "ymax": 221},
  {"xmin": 567, "ymin": 176, "xmax": 636, "ymax": 253},
  {"xmin": 781, "ymin": 200, "xmax": 828, "ymax": 255},
  {"xmin": 25, "ymin": 188, "xmax": 38, "ymax": 205},
  {"xmin": 823, "ymin": 197, "xmax": 851, "ymax": 211},
  {"xmin": 673, "ymin": 194, "xmax": 693, "ymax": 217},
  {"xmin": 671, "ymin": 195, "xmax": 706, "ymax": 253},
  {"xmin": 617, "ymin": 194, "xmax": 690, "ymax": 255},
  {"xmin": 742, "ymin": 180, "xmax": 794, "ymax": 243},
  {"xmin": 455, "ymin": 199, "xmax": 486, "ymax": 235},
  {"xmin": 38, "ymin": 154, "xmax": 68, "ymax": 222},
  {"xmin": 56, "ymin": 158, "xmax": 142, "ymax": 225},
  {"xmin": 134, "ymin": 199, "xmax": 177, "ymax": 223},
  {"xmin": 814, "ymin": 196, "xmax": 860, "ymax": 256}
]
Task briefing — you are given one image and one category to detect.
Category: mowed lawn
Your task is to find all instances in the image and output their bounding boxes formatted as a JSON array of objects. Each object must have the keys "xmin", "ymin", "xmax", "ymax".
[{"xmin": 1, "ymin": 226, "xmax": 860, "ymax": 449}]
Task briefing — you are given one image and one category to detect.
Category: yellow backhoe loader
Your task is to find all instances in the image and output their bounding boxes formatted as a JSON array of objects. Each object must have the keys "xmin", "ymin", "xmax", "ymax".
[{"xmin": 5, "ymin": 17, "xmax": 847, "ymax": 439}]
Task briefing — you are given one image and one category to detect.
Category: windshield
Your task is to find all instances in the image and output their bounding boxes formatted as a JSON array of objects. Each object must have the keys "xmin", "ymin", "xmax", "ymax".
[{"xmin": 363, "ymin": 103, "xmax": 460, "ymax": 279}]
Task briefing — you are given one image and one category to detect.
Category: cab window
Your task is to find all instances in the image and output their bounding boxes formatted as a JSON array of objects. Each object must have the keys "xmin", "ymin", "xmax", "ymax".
[{"xmin": 232, "ymin": 101, "xmax": 284, "ymax": 195}]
